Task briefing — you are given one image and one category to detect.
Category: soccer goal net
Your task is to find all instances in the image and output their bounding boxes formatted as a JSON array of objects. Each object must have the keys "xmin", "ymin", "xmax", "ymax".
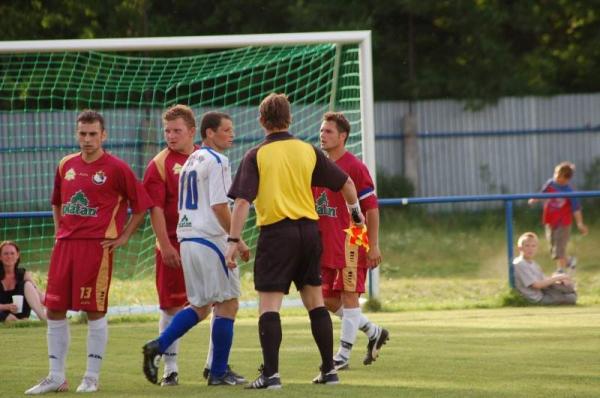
[{"xmin": 0, "ymin": 32, "xmax": 375, "ymax": 286}]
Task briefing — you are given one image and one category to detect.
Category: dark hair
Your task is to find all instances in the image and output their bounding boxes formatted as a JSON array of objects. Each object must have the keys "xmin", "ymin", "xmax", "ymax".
[
  {"xmin": 323, "ymin": 111, "xmax": 351, "ymax": 144},
  {"xmin": 77, "ymin": 110, "xmax": 105, "ymax": 131},
  {"xmin": 259, "ymin": 93, "xmax": 292, "ymax": 131},
  {"xmin": 200, "ymin": 112, "xmax": 232, "ymax": 139},
  {"xmin": 163, "ymin": 104, "xmax": 196, "ymax": 129},
  {"xmin": 0, "ymin": 240, "xmax": 21, "ymax": 280}
]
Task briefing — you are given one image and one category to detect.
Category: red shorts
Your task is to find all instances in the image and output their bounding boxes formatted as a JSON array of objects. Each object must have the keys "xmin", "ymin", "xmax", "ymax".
[
  {"xmin": 321, "ymin": 266, "xmax": 367, "ymax": 298},
  {"xmin": 45, "ymin": 239, "xmax": 113, "ymax": 313},
  {"xmin": 156, "ymin": 239, "xmax": 187, "ymax": 309}
]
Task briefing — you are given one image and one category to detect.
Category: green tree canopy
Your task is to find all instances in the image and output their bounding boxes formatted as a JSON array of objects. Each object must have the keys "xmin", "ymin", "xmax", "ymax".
[{"xmin": 2, "ymin": 0, "xmax": 600, "ymax": 103}]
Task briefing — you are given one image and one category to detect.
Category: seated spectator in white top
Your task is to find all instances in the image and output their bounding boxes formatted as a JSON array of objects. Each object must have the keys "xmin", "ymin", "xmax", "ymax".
[{"xmin": 513, "ymin": 232, "xmax": 576, "ymax": 305}]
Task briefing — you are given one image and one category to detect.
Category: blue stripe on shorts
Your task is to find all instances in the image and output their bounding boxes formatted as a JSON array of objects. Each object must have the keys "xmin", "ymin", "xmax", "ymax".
[{"xmin": 180, "ymin": 237, "xmax": 228, "ymax": 278}]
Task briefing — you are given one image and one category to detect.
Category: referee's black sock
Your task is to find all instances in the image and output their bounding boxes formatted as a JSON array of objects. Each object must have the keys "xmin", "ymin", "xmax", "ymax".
[
  {"xmin": 309, "ymin": 306, "xmax": 334, "ymax": 373},
  {"xmin": 259, "ymin": 311, "xmax": 281, "ymax": 377}
]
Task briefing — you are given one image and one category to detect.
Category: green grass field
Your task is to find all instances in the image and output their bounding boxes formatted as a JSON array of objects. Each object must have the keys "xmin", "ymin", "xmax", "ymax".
[
  {"xmin": 22, "ymin": 207, "xmax": 600, "ymax": 311},
  {"xmin": 3, "ymin": 307, "xmax": 600, "ymax": 397},
  {"xmin": 4, "ymin": 207, "xmax": 600, "ymax": 396}
]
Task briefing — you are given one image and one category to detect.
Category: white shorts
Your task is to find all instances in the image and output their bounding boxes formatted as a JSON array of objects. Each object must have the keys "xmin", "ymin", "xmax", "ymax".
[{"xmin": 180, "ymin": 236, "xmax": 241, "ymax": 308}]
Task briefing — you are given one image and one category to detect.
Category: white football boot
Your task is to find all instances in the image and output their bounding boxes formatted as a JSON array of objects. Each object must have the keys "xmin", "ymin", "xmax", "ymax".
[
  {"xmin": 76, "ymin": 376, "xmax": 99, "ymax": 393},
  {"xmin": 25, "ymin": 376, "xmax": 68, "ymax": 395}
]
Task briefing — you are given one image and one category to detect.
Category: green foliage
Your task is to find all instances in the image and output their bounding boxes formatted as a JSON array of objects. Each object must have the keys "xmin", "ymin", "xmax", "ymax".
[
  {"xmin": 501, "ymin": 289, "xmax": 533, "ymax": 307},
  {"xmin": 582, "ymin": 156, "xmax": 600, "ymax": 190},
  {"xmin": 376, "ymin": 171, "xmax": 415, "ymax": 198},
  {"xmin": 2, "ymin": 1, "xmax": 600, "ymax": 102},
  {"xmin": 581, "ymin": 156, "xmax": 600, "ymax": 216},
  {"xmin": 363, "ymin": 297, "xmax": 382, "ymax": 312}
]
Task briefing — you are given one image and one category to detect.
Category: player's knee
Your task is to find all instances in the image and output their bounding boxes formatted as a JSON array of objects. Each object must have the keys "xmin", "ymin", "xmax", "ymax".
[
  {"xmin": 324, "ymin": 297, "xmax": 341, "ymax": 313},
  {"xmin": 341, "ymin": 292, "xmax": 360, "ymax": 308},
  {"xmin": 191, "ymin": 304, "xmax": 211, "ymax": 321},
  {"xmin": 215, "ymin": 299, "xmax": 239, "ymax": 318},
  {"xmin": 302, "ymin": 292, "xmax": 325, "ymax": 311},
  {"xmin": 46, "ymin": 309, "xmax": 67, "ymax": 320}
]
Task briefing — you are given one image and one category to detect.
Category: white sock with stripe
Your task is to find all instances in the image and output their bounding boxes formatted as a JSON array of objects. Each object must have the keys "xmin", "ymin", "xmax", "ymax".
[
  {"xmin": 159, "ymin": 311, "xmax": 179, "ymax": 375},
  {"xmin": 47, "ymin": 319, "xmax": 70, "ymax": 382},
  {"xmin": 359, "ymin": 315, "xmax": 379, "ymax": 340},
  {"xmin": 85, "ymin": 317, "xmax": 108, "ymax": 380},
  {"xmin": 337, "ymin": 307, "xmax": 361, "ymax": 360}
]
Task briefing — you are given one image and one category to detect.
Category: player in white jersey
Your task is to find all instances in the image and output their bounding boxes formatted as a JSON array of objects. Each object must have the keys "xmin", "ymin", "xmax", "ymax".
[
  {"xmin": 142, "ymin": 112, "xmax": 250, "ymax": 387},
  {"xmin": 177, "ymin": 140, "xmax": 239, "ymax": 306}
]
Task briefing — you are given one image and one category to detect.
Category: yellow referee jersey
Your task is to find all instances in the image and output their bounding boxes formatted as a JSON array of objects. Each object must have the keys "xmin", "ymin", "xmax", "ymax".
[{"xmin": 228, "ymin": 132, "xmax": 348, "ymax": 226}]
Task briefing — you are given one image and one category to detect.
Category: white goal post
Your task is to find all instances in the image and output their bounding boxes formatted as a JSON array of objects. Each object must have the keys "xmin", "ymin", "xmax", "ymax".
[{"xmin": 0, "ymin": 31, "xmax": 380, "ymax": 298}]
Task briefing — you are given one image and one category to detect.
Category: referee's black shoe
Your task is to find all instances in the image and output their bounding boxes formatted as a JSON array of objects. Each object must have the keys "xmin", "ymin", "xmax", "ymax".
[
  {"xmin": 203, "ymin": 365, "xmax": 246, "ymax": 383},
  {"xmin": 245, "ymin": 365, "xmax": 282, "ymax": 389},
  {"xmin": 208, "ymin": 368, "xmax": 247, "ymax": 386},
  {"xmin": 142, "ymin": 339, "xmax": 161, "ymax": 384}
]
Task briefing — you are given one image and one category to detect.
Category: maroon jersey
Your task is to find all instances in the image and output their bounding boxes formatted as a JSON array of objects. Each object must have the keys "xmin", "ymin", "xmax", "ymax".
[
  {"xmin": 51, "ymin": 152, "xmax": 152, "ymax": 240},
  {"xmin": 143, "ymin": 146, "xmax": 198, "ymax": 239},
  {"xmin": 313, "ymin": 151, "xmax": 378, "ymax": 269}
]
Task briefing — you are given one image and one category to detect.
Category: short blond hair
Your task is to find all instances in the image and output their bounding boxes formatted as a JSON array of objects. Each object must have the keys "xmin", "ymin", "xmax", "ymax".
[
  {"xmin": 517, "ymin": 232, "xmax": 538, "ymax": 247},
  {"xmin": 554, "ymin": 161, "xmax": 575, "ymax": 179},
  {"xmin": 163, "ymin": 104, "xmax": 196, "ymax": 129}
]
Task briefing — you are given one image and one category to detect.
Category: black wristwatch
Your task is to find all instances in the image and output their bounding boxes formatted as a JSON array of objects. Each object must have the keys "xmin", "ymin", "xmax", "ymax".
[{"xmin": 227, "ymin": 237, "xmax": 240, "ymax": 243}]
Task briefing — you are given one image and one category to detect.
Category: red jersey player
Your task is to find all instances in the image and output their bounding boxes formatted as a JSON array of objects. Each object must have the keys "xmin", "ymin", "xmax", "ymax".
[
  {"xmin": 142, "ymin": 104, "xmax": 199, "ymax": 387},
  {"xmin": 313, "ymin": 112, "xmax": 389, "ymax": 371},
  {"xmin": 143, "ymin": 105, "xmax": 245, "ymax": 386},
  {"xmin": 26, "ymin": 110, "xmax": 152, "ymax": 395}
]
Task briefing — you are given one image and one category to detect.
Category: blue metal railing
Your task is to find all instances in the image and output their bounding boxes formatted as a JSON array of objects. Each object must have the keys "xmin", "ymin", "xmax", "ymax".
[
  {"xmin": 2, "ymin": 191, "xmax": 599, "ymax": 288},
  {"xmin": 375, "ymin": 125, "xmax": 600, "ymax": 140},
  {"xmin": 379, "ymin": 191, "xmax": 600, "ymax": 288}
]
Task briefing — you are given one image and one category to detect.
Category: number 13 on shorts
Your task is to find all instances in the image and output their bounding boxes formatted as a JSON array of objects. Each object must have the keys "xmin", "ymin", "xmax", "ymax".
[{"xmin": 80, "ymin": 286, "xmax": 92, "ymax": 300}]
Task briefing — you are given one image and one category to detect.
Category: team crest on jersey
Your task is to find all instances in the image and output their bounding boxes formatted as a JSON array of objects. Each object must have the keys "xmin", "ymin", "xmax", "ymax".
[
  {"xmin": 178, "ymin": 215, "xmax": 192, "ymax": 228},
  {"xmin": 92, "ymin": 171, "xmax": 107, "ymax": 185},
  {"xmin": 64, "ymin": 168, "xmax": 76, "ymax": 181},
  {"xmin": 173, "ymin": 163, "xmax": 183, "ymax": 175},
  {"xmin": 62, "ymin": 190, "xmax": 98, "ymax": 217},
  {"xmin": 315, "ymin": 192, "xmax": 337, "ymax": 217}
]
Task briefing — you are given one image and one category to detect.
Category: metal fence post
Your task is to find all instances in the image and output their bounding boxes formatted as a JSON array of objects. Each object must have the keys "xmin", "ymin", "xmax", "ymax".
[{"xmin": 505, "ymin": 200, "xmax": 515, "ymax": 288}]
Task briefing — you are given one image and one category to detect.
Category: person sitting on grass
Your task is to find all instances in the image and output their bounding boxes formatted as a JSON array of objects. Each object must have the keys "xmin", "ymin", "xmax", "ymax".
[
  {"xmin": 513, "ymin": 232, "xmax": 576, "ymax": 305},
  {"xmin": 0, "ymin": 240, "xmax": 47, "ymax": 322}
]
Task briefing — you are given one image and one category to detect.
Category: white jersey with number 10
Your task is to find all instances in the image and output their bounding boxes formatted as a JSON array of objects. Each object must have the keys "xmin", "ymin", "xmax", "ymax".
[{"xmin": 176, "ymin": 147, "xmax": 232, "ymax": 240}]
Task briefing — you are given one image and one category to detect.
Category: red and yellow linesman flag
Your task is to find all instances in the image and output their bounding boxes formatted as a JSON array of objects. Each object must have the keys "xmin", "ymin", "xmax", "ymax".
[{"xmin": 344, "ymin": 225, "xmax": 369, "ymax": 252}]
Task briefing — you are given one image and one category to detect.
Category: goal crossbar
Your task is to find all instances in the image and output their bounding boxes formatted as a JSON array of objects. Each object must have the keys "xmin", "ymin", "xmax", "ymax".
[
  {"xmin": 0, "ymin": 30, "xmax": 379, "ymax": 297},
  {"xmin": 0, "ymin": 31, "xmax": 371, "ymax": 53}
]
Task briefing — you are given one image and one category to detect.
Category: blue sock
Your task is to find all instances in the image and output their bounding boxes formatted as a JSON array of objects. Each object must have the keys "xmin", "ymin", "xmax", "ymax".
[
  {"xmin": 210, "ymin": 316, "xmax": 234, "ymax": 377},
  {"xmin": 158, "ymin": 307, "xmax": 199, "ymax": 353}
]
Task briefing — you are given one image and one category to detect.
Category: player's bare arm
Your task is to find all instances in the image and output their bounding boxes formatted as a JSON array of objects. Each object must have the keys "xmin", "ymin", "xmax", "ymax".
[
  {"xmin": 365, "ymin": 208, "xmax": 382, "ymax": 268},
  {"xmin": 212, "ymin": 202, "xmax": 232, "ymax": 233},
  {"xmin": 149, "ymin": 206, "xmax": 182, "ymax": 267},
  {"xmin": 531, "ymin": 273, "xmax": 571, "ymax": 289},
  {"xmin": 101, "ymin": 211, "xmax": 147, "ymax": 252},
  {"xmin": 51, "ymin": 205, "xmax": 61, "ymax": 237},
  {"xmin": 225, "ymin": 198, "xmax": 251, "ymax": 268},
  {"xmin": 213, "ymin": 202, "xmax": 251, "ymax": 263}
]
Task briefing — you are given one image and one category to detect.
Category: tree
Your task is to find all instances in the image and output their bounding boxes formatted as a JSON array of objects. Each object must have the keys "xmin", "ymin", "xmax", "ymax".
[{"xmin": 2, "ymin": 0, "xmax": 600, "ymax": 102}]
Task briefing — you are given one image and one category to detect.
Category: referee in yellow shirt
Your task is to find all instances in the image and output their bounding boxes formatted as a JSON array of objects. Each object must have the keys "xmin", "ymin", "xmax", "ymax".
[{"xmin": 225, "ymin": 93, "xmax": 364, "ymax": 389}]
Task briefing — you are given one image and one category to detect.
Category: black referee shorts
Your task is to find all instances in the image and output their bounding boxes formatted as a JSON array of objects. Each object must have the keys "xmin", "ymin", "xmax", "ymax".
[{"xmin": 254, "ymin": 218, "xmax": 322, "ymax": 294}]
